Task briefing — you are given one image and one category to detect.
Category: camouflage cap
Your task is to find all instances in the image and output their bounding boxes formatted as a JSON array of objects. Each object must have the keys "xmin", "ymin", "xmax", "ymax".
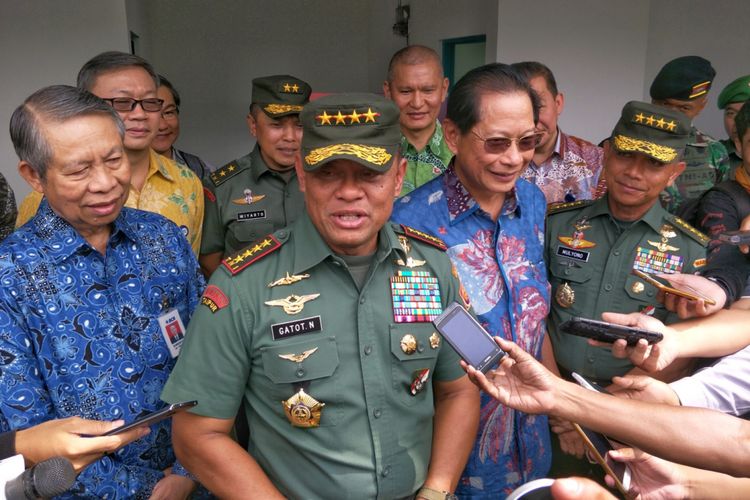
[
  {"xmin": 300, "ymin": 93, "xmax": 401, "ymax": 172},
  {"xmin": 251, "ymin": 75, "xmax": 311, "ymax": 117},
  {"xmin": 717, "ymin": 75, "xmax": 750, "ymax": 109},
  {"xmin": 649, "ymin": 56, "xmax": 715, "ymax": 101},
  {"xmin": 610, "ymin": 101, "xmax": 691, "ymax": 164}
]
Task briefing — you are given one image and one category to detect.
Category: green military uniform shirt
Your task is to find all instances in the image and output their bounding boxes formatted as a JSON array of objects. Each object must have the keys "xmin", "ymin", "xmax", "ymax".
[
  {"xmin": 660, "ymin": 127, "xmax": 730, "ymax": 213},
  {"xmin": 546, "ymin": 196, "xmax": 708, "ymax": 382},
  {"xmin": 200, "ymin": 145, "xmax": 305, "ymax": 256},
  {"xmin": 162, "ymin": 213, "xmax": 465, "ymax": 499},
  {"xmin": 720, "ymin": 138, "xmax": 742, "ymax": 179},
  {"xmin": 399, "ymin": 121, "xmax": 454, "ymax": 197}
]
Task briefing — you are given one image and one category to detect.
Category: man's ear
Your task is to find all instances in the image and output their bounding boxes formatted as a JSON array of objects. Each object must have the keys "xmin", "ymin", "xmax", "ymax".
[
  {"xmin": 666, "ymin": 161, "xmax": 687, "ymax": 187},
  {"xmin": 294, "ymin": 154, "xmax": 306, "ymax": 193},
  {"xmin": 383, "ymin": 80, "xmax": 392, "ymax": 99},
  {"xmin": 555, "ymin": 91, "xmax": 565, "ymax": 116},
  {"xmin": 392, "ymin": 156, "xmax": 407, "ymax": 197},
  {"xmin": 440, "ymin": 77, "xmax": 449, "ymax": 103},
  {"xmin": 247, "ymin": 112, "xmax": 258, "ymax": 138},
  {"xmin": 443, "ymin": 119, "xmax": 460, "ymax": 155},
  {"xmin": 18, "ymin": 161, "xmax": 44, "ymax": 194}
]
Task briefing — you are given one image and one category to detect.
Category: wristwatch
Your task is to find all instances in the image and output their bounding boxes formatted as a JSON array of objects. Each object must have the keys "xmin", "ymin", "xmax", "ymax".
[{"xmin": 416, "ymin": 486, "xmax": 458, "ymax": 500}]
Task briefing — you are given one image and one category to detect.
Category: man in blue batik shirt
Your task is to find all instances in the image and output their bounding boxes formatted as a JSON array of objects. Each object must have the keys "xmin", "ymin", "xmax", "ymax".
[
  {"xmin": 0, "ymin": 85, "xmax": 205, "ymax": 499},
  {"xmin": 393, "ymin": 63, "xmax": 551, "ymax": 498}
]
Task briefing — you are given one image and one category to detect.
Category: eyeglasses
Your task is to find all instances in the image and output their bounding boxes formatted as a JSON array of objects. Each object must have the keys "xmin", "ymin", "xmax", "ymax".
[
  {"xmin": 103, "ymin": 97, "xmax": 164, "ymax": 113},
  {"xmin": 470, "ymin": 130, "xmax": 541, "ymax": 154}
]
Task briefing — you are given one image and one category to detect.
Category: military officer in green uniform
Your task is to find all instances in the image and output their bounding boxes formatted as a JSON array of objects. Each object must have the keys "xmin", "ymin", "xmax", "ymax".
[
  {"xmin": 717, "ymin": 74, "xmax": 750, "ymax": 176},
  {"xmin": 649, "ymin": 56, "xmax": 730, "ymax": 214},
  {"xmin": 546, "ymin": 101, "xmax": 709, "ymax": 384},
  {"xmin": 199, "ymin": 75, "xmax": 311, "ymax": 276},
  {"xmin": 162, "ymin": 93, "xmax": 479, "ymax": 499}
]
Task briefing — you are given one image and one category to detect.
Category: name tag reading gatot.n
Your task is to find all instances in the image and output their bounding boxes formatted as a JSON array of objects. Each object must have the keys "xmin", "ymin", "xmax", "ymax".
[{"xmin": 271, "ymin": 316, "xmax": 322, "ymax": 340}]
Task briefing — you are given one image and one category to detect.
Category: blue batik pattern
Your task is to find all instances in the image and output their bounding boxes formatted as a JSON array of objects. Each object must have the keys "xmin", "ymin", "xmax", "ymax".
[
  {"xmin": 393, "ymin": 165, "xmax": 551, "ymax": 499},
  {"xmin": 0, "ymin": 200, "xmax": 204, "ymax": 499}
]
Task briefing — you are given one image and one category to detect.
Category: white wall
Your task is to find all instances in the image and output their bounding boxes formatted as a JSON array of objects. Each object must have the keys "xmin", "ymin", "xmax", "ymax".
[
  {"xmin": 3, "ymin": 0, "xmax": 749, "ymax": 203},
  {"xmin": 645, "ymin": 0, "xmax": 750, "ymax": 140},
  {"xmin": 497, "ymin": 0, "xmax": 652, "ymax": 145},
  {"xmin": 141, "ymin": 0, "xmax": 374, "ymax": 167},
  {"xmin": 0, "ymin": 1, "xmax": 129, "ymax": 200}
]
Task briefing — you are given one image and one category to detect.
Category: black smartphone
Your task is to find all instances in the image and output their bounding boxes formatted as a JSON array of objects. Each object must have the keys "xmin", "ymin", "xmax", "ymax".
[
  {"xmin": 571, "ymin": 373, "xmax": 631, "ymax": 496},
  {"xmin": 559, "ymin": 316, "xmax": 663, "ymax": 345},
  {"xmin": 718, "ymin": 230, "xmax": 750, "ymax": 245},
  {"xmin": 432, "ymin": 302, "xmax": 505, "ymax": 373},
  {"xmin": 631, "ymin": 269, "xmax": 716, "ymax": 305},
  {"xmin": 103, "ymin": 400, "xmax": 198, "ymax": 436}
]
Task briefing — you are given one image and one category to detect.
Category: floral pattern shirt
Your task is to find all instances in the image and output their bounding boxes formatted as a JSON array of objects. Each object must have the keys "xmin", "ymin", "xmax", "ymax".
[
  {"xmin": 16, "ymin": 149, "xmax": 204, "ymax": 255},
  {"xmin": 0, "ymin": 200, "xmax": 205, "ymax": 499},
  {"xmin": 521, "ymin": 130, "xmax": 604, "ymax": 204},
  {"xmin": 392, "ymin": 164, "xmax": 551, "ymax": 498},
  {"xmin": 399, "ymin": 121, "xmax": 454, "ymax": 196}
]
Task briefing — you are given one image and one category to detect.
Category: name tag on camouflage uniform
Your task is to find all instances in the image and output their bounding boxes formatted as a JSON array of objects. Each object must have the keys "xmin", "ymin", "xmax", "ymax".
[{"xmin": 390, "ymin": 270, "xmax": 442, "ymax": 322}]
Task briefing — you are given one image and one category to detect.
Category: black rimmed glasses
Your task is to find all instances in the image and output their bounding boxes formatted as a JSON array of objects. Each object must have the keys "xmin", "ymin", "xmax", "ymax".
[
  {"xmin": 470, "ymin": 130, "xmax": 542, "ymax": 154},
  {"xmin": 103, "ymin": 97, "xmax": 164, "ymax": 113}
]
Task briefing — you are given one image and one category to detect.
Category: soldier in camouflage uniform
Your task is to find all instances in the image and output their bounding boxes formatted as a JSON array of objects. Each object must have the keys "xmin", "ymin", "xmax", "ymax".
[{"xmin": 650, "ymin": 56, "xmax": 730, "ymax": 214}]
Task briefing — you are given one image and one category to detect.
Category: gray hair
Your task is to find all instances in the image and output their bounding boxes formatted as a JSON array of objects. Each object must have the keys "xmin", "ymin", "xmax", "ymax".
[
  {"xmin": 77, "ymin": 51, "xmax": 159, "ymax": 91},
  {"xmin": 10, "ymin": 85, "xmax": 125, "ymax": 179}
]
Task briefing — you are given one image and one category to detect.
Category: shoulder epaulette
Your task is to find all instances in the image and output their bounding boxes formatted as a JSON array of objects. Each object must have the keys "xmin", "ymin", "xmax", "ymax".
[
  {"xmin": 398, "ymin": 225, "xmax": 447, "ymax": 251},
  {"xmin": 669, "ymin": 215, "xmax": 710, "ymax": 246},
  {"xmin": 222, "ymin": 235, "xmax": 283, "ymax": 275},
  {"xmin": 209, "ymin": 162, "xmax": 245, "ymax": 187},
  {"xmin": 547, "ymin": 199, "xmax": 593, "ymax": 215}
]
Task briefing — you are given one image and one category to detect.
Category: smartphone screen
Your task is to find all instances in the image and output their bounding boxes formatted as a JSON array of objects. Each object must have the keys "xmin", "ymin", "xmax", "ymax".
[
  {"xmin": 432, "ymin": 302, "xmax": 505, "ymax": 373},
  {"xmin": 631, "ymin": 269, "xmax": 716, "ymax": 305},
  {"xmin": 103, "ymin": 400, "xmax": 198, "ymax": 436}
]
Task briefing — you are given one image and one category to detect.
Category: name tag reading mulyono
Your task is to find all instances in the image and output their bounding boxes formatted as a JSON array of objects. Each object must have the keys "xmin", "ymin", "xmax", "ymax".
[
  {"xmin": 556, "ymin": 246, "xmax": 590, "ymax": 262},
  {"xmin": 271, "ymin": 316, "xmax": 322, "ymax": 340}
]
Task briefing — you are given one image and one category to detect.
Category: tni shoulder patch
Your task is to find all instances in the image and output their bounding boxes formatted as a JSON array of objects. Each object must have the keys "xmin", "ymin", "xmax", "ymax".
[
  {"xmin": 400, "ymin": 225, "xmax": 447, "ymax": 251},
  {"xmin": 222, "ymin": 235, "xmax": 283, "ymax": 275}
]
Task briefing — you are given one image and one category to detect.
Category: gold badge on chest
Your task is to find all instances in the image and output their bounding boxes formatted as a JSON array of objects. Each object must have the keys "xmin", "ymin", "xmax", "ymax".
[
  {"xmin": 555, "ymin": 282, "xmax": 575, "ymax": 308},
  {"xmin": 282, "ymin": 389, "xmax": 325, "ymax": 428},
  {"xmin": 395, "ymin": 235, "xmax": 426, "ymax": 268},
  {"xmin": 265, "ymin": 294, "xmax": 320, "ymax": 314}
]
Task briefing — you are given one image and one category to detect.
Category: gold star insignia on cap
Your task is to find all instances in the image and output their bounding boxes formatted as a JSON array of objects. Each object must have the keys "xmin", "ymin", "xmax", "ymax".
[
  {"xmin": 656, "ymin": 117, "xmax": 666, "ymax": 129},
  {"xmin": 349, "ymin": 109, "xmax": 361, "ymax": 123},
  {"xmin": 283, "ymin": 83, "xmax": 291, "ymax": 92},
  {"xmin": 291, "ymin": 83, "xmax": 299, "ymax": 93},
  {"xmin": 634, "ymin": 112, "xmax": 646, "ymax": 123},
  {"xmin": 666, "ymin": 120, "xmax": 677, "ymax": 131},
  {"xmin": 363, "ymin": 107, "xmax": 379, "ymax": 123},
  {"xmin": 316, "ymin": 111, "xmax": 332, "ymax": 125},
  {"xmin": 645, "ymin": 115, "xmax": 655, "ymax": 126},
  {"xmin": 334, "ymin": 111, "xmax": 346, "ymax": 124}
]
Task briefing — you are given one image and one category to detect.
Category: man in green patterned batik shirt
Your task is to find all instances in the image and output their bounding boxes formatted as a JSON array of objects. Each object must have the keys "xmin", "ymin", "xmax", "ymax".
[{"xmin": 384, "ymin": 45, "xmax": 453, "ymax": 196}]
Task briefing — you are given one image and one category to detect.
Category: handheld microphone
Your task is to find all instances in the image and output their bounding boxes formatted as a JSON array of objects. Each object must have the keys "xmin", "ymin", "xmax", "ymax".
[{"xmin": 4, "ymin": 457, "xmax": 75, "ymax": 500}]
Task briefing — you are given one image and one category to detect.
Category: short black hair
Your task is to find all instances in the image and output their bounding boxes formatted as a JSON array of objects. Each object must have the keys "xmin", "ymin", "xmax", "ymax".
[
  {"xmin": 77, "ymin": 51, "xmax": 159, "ymax": 91},
  {"xmin": 386, "ymin": 45, "xmax": 443, "ymax": 82},
  {"xmin": 511, "ymin": 61, "xmax": 559, "ymax": 96},
  {"xmin": 158, "ymin": 74, "xmax": 181, "ymax": 108},
  {"xmin": 446, "ymin": 63, "xmax": 540, "ymax": 134}
]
